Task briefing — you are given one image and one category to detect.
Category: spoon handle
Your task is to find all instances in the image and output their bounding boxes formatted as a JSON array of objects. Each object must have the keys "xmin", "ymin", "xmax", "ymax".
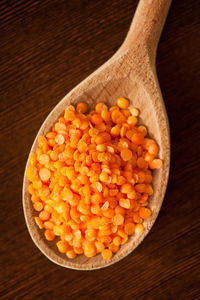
[{"xmin": 123, "ymin": 0, "xmax": 172, "ymax": 59}]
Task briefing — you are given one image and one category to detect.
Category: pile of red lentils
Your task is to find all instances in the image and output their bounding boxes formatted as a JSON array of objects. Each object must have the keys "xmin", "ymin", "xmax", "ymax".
[{"xmin": 26, "ymin": 97, "xmax": 162, "ymax": 260}]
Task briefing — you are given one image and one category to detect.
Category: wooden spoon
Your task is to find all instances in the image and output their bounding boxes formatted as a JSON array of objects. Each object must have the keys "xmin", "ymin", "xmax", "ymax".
[{"xmin": 23, "ymin": 0, "xmax": 171, "ymax": 270}]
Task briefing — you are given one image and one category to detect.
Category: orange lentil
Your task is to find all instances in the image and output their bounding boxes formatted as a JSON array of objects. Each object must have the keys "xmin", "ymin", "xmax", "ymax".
[
  {"xmin": 83, "ymin": 241, "xmax": 96, "ymax": 257},
  {"xmin": 35, "ymin": 217, "xmax": 43, "ymax": 229},
  {"xmin": 120, "ymin": 149, "xmax": 132, "ymax": 161},
  {"xmin": 44, "ymin": 221, "xmax": 54, "ymax": 230},
  {"xmin": 27, "ymin": 98, "xmax": 163, "ymax": 260},
  {"xmin": 113, "ymin": 236, "xmax": 121, "ymax": 246},
  {"xmin": 120, "ymin": 125, "xmax": 128, "ymax": 138},
  {"xmin": 143, "ymin": 138, "xmax": 155, "ymax": 150},
  {"xmin": 39, "ymin": 210, "xmax": 50, "ymax": 221},
  {"xmin": 145, "ymin": 173, "xmax": 153, "ymax": 183},
  {"xmin": 117, "ymin": 176, "xmax": 126, "ymax": 185},
  {"xmin": 76, "ymin": 102, "xmax": 88, "ymax": 114},
  {"xmin": 144, "ymin": 152, "xmax": 154, "ymax": 162},
  {"xmin": 44, "ymin": 229, "xmax": 55, "ymax": 241},
  {"xmin": 121, "ymin": 235, "xmax": 128, "ymax": 245},
  {"xmin": 138, "ymin": 171, "xmax": 146, "ymax": 183},
  {"xmin": 95, "ymin": 122, "xmax": 106, "ymax": 131},
  {"xmin": 92, "ymin": 182, "xmax": 102, "ymax": 193},
  {"xmin": 117, "ymin": 97, "xmax": 129, "ymax": 109},
  {"xmin": 135, "ymin": 223, "xmax": 144, "ymax": 233},
  {"xmin": 39, "ymin": 168, "xmax": 51, "ymax": 182},
  {"xmin": 117, "ymin": 229, "xmax": 127, "ymax": 239},
  {"xmin": 29, "ymin": 153, "xmax": 37, "ymax": 166},
  {"xmin": 64, "ymin": 110, "xmax": 75, "ymax": 121},
  {"xmin": 26, "ymin": 165, "xmax": 38, "ymax": 181},
  {"xmin": 101, "ymin": 110, "xmax": 111, "ymax": 122},
  {"xmin": 149, "ymin": 159, "xmax": 163, "ymax": 169},
  {"xmin": 102, "ymin": 249, "xmax": 112, "ymax": 260},
  {"xmin": 65, "ymin": 167, "xmax": 77, "ymax": 180},
  {"xmin": 33, "ymin": 201, "xmax": 43, "ymax": 211},
  {"xmin": 127, "ymin": 115, "xmax": 138, "ymax": 126},
  {"xmin": 132, "ymin": 133, "xmax": 144, "ymax": 145},
  {"xmin": 112, "ymin": 110, "xmax": 126, "ymax": 124},
  {"xmin": 55, "ymin": 134, "xmax": 65, "ymax": 145},
  {"xmin": 55, "ymin": 122, "xmax": 66, "ymax": 132},
  {"xmin": 110, "ymin": 125, "xmax": 120, "ymax": 137},
  {"xmin": 120, "ymin": 183, "xmax": 133, "ymax": 194},
  {"xmin": 127, "ymin": 190, "xmax": 137, "ymax": 200},
  {"xmin": 124, "ymin": 223, "xmax": 135, "ymax": 235},
  {"xmin": 113, "ymin": 214, "xmax": 124, "ymax": 226},
  {"xmin": 121, "ymin": 109, "xmax": 131, "ymax": 117},
  {"xmin": 101, "ymin": 132, "xmax": 111, "ymax": 142},
  {"xmin": 91, "ymin": 113, "xmax": 103, "ymax": 125},
  {"xmin": 119, "ymin": 198, "xmax": 130, "ymax": 209},
  {"xmin": 32, "ymin": 180, "xmax": 42, "ymax": 189},
  {"xmin": 137, "ymin": 157, "xmax": 148, "ymax": 169},
  {"xmin": 72, "ymin": 118, "xmax": 81, "ymax": 128},
  {"xmin": 135, "ymin": 183, "xmax": 146, "ymax": 193},
  {"xmin": 56, "ymin": 202, "xmax": 69, "ymax": 214},
  {"xmin": 31, "ymin": 194, "xmax": 40, "ymax": 203},
  {"xmin": 99, "ymin": 234, "xmax": 112, "ymax": 244},
  {"xmin": 66, "ymin": 250, "xmax": 77, "ymax": 259},
  {"xmin": 99, "ymin": 172, "xmax": 109, "ymax": 183},
  {"xmin": 91, "ymin": 204, "xmax": 101, "ymax": 215},
  {"xmin": 46, "ymin": 131, "xmax": 56, "ymax": 139},
  {"xmin": 102, "ymin": 208, "xmax": 115, "ymax": 219},
  {"xmin": 109, "ymin": 243, "xmax": 119, "ymax": 253},
  {"xmin": 95, "ymin": 241, "xmax": 105, "ymax": 252},
  {"xmin": 39, "ymin": 154, "xmax": 49, "ymax": 165},
  {"xmin": 133, "ymin": 212, "xmax": 143, "ymax": 224},
  {"xmin": 137, "ymin": 125, "xmax": 147, "ymax": 136},
  {"xmin": 56, "ymin": 240, "xmax": 69, "ymax": 253},
  {"xmin": 95, "ymin": 102, "xmax": 108, "ymax": 113},
  {"xmin": 115, "ymin": 205, "xmax": 126, "ymax": 215},
  {"xmin": 61, "ymin": 188, "xmax": 73, "ymax": 201},
  {"xmin": 96, "ymin": 144, "xmax": 107, "ymax": 152},
  {"xmin": 65, "ymin": 232, "xmax": 73, "ymax": 242},
  {"xmin": 109, "ymin": 105, "xmax": 119, "ymax": 112},
  {"xmin": 139, "ymin": 207, "xmax": 152, "ymax": 219},
  {"xmin": 95, "ymin": 135, "xmax": 105, "ymax": 145},
  {"xmin": 73, "ymin": 247, "xmax": 84, "ymax": 254},
  {"xmin": 148, "ymin": 143, "xmax": 159, "ymax": 156},
  {"xmin": 130, "ymin": 107, "xmax": 139, "ymax": 116}
]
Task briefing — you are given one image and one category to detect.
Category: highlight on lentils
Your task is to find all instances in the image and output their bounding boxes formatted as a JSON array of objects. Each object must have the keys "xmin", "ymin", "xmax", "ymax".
[{"xmin": 26, "ymin": 97, "xmax": 163, "ymax": 260}]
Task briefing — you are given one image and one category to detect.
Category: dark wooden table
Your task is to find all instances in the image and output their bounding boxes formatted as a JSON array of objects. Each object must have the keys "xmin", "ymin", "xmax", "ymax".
[{"xmin": 1, "ymin": 0, "xmax": 200, "ymax": 299}]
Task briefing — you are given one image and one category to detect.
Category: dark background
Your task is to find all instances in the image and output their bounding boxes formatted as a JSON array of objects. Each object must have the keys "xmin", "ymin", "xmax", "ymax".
[{"xmin": 1, "ymin": 0, "xmax": 200, "ymax": 299}]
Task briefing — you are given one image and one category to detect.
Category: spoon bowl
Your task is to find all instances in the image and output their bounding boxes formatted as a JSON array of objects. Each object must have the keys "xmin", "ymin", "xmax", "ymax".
[{"xmin": 23, "ymin": 0, "xmax": 171, "ymax": 270}]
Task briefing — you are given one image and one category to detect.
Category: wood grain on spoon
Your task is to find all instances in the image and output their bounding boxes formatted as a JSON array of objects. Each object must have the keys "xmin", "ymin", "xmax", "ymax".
[{"xmin": 23, "ymin": 0, "xmax": 171, "ymax": 270}]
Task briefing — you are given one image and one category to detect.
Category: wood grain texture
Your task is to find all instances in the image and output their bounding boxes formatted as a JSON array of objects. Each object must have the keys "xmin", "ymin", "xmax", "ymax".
[{"xmin": 0, "ymin": 0, "xmax": 200, "ymax": 298}]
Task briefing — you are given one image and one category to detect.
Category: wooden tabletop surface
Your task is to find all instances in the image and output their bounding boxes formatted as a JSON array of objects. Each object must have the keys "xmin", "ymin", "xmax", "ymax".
[{"xmin": 1, "ymin": 0, "xmax": 200, "ymax": 299}]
